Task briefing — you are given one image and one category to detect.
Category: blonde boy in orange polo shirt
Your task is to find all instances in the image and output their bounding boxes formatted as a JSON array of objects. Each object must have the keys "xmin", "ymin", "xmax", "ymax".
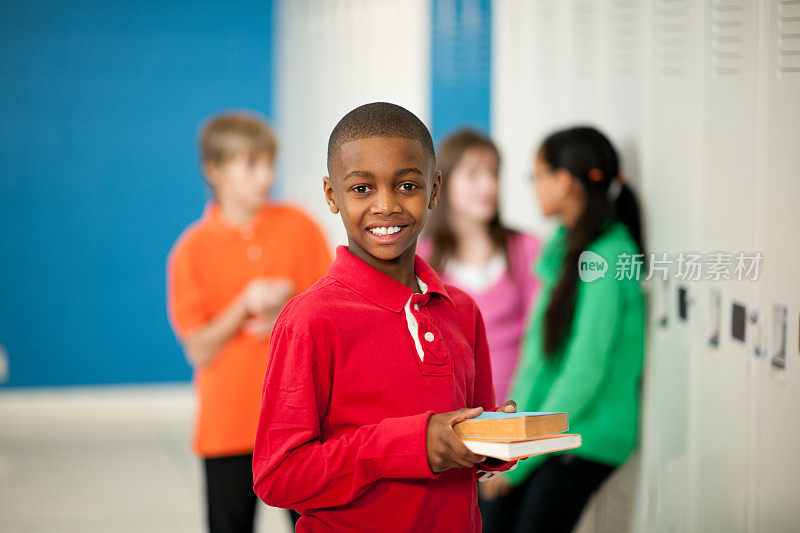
[{"xmin": 167, "ymin": 112, "xmax": 332, "ymax": 533}]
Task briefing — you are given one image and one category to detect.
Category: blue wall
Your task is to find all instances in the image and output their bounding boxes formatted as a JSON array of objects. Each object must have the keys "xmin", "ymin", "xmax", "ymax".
[
  {"xmin": 431, "ymin": 0, "xmax": 492, "ymax": 144},
  {"xmin": 0, "ymin": 1, "xmax": 273, "ymax": 387}
]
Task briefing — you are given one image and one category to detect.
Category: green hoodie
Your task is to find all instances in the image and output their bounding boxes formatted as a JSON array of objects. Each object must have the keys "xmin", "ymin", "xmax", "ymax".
[{"xmin": 504, "ymin": 220, "xmax": 645, "ymax": 486}]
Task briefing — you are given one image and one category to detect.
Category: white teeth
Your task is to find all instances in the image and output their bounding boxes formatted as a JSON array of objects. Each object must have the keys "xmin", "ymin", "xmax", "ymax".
[{"xmin": 369, "ymin": 226, "xmax": 402, "ymax": 236}]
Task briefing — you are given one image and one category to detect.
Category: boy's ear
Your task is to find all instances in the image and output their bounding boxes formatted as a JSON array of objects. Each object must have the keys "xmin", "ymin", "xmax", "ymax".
[
  {"xmin": 203, "ymin": 161, "xmax": 220, "ymax": 188},
  {"xmin": 428, "ymin": 170, "xmax": 442, "ymax": 210},
  {"xmin": 323, "ymin": 176, "xmax": 339, "ymax": 214}
]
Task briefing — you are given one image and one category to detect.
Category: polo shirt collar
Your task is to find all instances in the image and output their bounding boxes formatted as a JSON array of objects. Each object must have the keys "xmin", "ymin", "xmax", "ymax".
[
  {"xmin": 329, "ymin": 245, "xmax": 454, "ymax": 313},
  {"xmin": 203, "ymin": 201, "xmax": 268, "ymax": 237}
]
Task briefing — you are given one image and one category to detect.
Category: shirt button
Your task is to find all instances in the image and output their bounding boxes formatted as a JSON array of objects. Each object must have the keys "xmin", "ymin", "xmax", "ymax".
[
  {"xmin": 414, "ymin": 304, "xmax": 419, "ymax": 310},
  {"xmin": 247, "ymin": 244, "xmax": 262, "ymax": 260},
  {"xmin": 424, "ymin": 332, "xmax": 435, "ymax": 342}
]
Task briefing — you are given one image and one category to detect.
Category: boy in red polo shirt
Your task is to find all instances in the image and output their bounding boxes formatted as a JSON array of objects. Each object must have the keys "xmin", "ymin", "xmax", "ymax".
[
  {"xmin": 252, "ymin": 103, "xmax": 517, "ymax": 532},
  {"xmin": 167, "ymin": 112, "xmax": 332, "ymax": 533}
]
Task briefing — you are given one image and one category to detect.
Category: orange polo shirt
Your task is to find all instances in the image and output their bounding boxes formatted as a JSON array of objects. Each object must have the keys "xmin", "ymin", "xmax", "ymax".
[{"xmin": 167, "ymin": 201, "xmax": 332, "ymax": 457}]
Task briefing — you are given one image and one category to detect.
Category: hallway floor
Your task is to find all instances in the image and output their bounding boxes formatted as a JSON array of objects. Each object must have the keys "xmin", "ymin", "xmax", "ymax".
[{"xmin": 0, "ymin": 384, "xmax": 292, "ymax": 533}]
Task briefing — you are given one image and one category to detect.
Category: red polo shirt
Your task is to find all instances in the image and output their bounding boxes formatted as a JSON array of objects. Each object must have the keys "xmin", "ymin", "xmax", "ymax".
[{"xmin": 253, "ymin": 246, "xmax": 514, "ymax": 532}]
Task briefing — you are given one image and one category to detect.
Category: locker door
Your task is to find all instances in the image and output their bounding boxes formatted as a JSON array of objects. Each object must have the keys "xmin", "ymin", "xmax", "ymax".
[
  {"xmin": 751, "ymin": 0, "xmax": 800, "ymax": 530},
  {"xmin": 638, "ymin": 1, "xmax": 705, "ymax": 531},
  {"xmin": 579, "ymin": 2, "xmax": 648, "ymax": 532},
  {"xmin": 560, "ymin": 0, "xmax": 602, "ymax": 125},
  {"xmin": 693, "ymin": 1, "xmax": 760, "ymax": 532},
  {"xmin": 596, "ymin": 0, "xmax": 645, "ymax": 183}
]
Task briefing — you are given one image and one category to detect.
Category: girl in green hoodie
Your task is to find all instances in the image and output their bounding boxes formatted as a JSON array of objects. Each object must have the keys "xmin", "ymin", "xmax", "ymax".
[{"xmin": 479, "ymin": 127, "xmax": 646, "ymax": 533}]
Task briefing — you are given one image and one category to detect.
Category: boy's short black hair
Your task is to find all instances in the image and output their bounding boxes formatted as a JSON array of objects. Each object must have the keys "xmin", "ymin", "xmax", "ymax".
[{"xmin": 327, "ymin": 102, "xmax": 436, "ymax": 174}]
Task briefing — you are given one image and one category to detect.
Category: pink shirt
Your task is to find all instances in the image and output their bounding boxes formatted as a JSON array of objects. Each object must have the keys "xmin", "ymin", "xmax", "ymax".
[{"xmin": 418, "ymin": 232, "xmax": 542, "ymax": 402}]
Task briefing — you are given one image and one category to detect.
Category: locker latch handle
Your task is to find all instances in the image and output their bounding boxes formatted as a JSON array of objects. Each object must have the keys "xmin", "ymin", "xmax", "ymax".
[{"xmin": 749, "ymin": 310, "xmax": 763, "ymax": 358}]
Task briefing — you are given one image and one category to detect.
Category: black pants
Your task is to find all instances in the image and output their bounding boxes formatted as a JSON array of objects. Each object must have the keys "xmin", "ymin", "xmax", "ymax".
[
  {"xmin": 203, "ymin": 453, "xmax": 301, "ymax": 533},
  {"xmin": 479, "ymin": 454, "xmax": 615, "ymax": 533}
]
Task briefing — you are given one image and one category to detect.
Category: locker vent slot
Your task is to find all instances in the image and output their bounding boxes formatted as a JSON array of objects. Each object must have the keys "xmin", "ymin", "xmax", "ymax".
[
  {"xmin": 778, "ymin": 0, "xmax": 800, "ymax": 78},
  {"xmin": 533, "ymin": 0, "xmax": 556, "ymax": 79},
  {"xmin": 572, "ymin": 0, "xmax": 597, "ymax": 80},
  {"xmin": 711, "ymin": 0, "xmax": 745, "ymax": 77},
  {"xmin": 610, "ymin": 0, "xmax": 640, "ymax": 79},
  {"xmin": 655, "ymin": 0, "xmax": 689, "ymax": 77}
]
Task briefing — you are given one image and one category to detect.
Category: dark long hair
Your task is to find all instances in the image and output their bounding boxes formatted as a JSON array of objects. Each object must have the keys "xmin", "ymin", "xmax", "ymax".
[
  {"xmin": 540, "ymin": 127, "xmax": 644, "ymax": 356},
  {"xmin": 426, "ymin": 129, "xmax": 512, "ymax": 273}
]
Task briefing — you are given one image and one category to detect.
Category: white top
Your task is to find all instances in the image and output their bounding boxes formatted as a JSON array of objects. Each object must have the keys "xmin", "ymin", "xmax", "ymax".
[{"xmin": 444, "ymin": 253, "xmax": 507, "ymax": 293}]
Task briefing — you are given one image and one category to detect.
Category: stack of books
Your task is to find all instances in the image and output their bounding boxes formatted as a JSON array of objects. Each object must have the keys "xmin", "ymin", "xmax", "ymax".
[{"xmin": 453, "ymin": 411, "xmax": 581, "ymax": 461}]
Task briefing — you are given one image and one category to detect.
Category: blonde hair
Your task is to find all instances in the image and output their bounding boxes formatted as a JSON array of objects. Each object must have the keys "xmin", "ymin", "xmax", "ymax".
[{"xmin": 199, "ymin": 111, "xmax": 277, "ymax": 165}]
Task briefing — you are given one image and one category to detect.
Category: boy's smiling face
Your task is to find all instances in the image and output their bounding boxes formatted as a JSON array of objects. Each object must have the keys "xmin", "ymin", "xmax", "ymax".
[{"xmin": 324, "ymin": 136, "xmax": 441, "ymax": 270}]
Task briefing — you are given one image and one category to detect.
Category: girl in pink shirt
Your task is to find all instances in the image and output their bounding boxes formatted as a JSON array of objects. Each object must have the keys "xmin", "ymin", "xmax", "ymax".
[{"xmin": 419, "ymin": 129, "xmax": 542, "ymax": 403}]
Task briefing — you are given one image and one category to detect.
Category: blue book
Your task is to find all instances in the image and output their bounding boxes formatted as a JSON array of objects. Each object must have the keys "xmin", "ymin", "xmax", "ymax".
[{"xmin": 471, "ymin": 411, "xmax": 566, "ymax": 420}]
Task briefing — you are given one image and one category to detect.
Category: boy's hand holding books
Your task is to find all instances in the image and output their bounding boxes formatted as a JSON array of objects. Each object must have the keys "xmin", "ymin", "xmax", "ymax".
[
  {"xmin": 426, "ymin": 401, "xmax": 517, "ymax": 473},
  {"xmin": 427, "ymin": 407, "xmax": 487, "ymax": 473},
  {"xmin": 452, "ymin": 409, "xmax": 582, "ymax": 499}
]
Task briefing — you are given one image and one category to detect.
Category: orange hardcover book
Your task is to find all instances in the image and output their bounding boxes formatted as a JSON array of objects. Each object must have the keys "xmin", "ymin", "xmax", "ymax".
[{"xmin": 453, "ymin": 411, "xmax": 568, "ymax": 440}]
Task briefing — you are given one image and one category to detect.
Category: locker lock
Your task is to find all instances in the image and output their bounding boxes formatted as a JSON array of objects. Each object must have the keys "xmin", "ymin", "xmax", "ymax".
[{"xmin": 749, "ymin": 310, "xmax": 763, "ymax": 358}]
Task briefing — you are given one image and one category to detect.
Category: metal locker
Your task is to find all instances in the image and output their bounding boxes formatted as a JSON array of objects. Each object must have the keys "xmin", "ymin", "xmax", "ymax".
[{"xmin": 750, "ymin": 0, "xmax": 800, "ymax": 530}]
